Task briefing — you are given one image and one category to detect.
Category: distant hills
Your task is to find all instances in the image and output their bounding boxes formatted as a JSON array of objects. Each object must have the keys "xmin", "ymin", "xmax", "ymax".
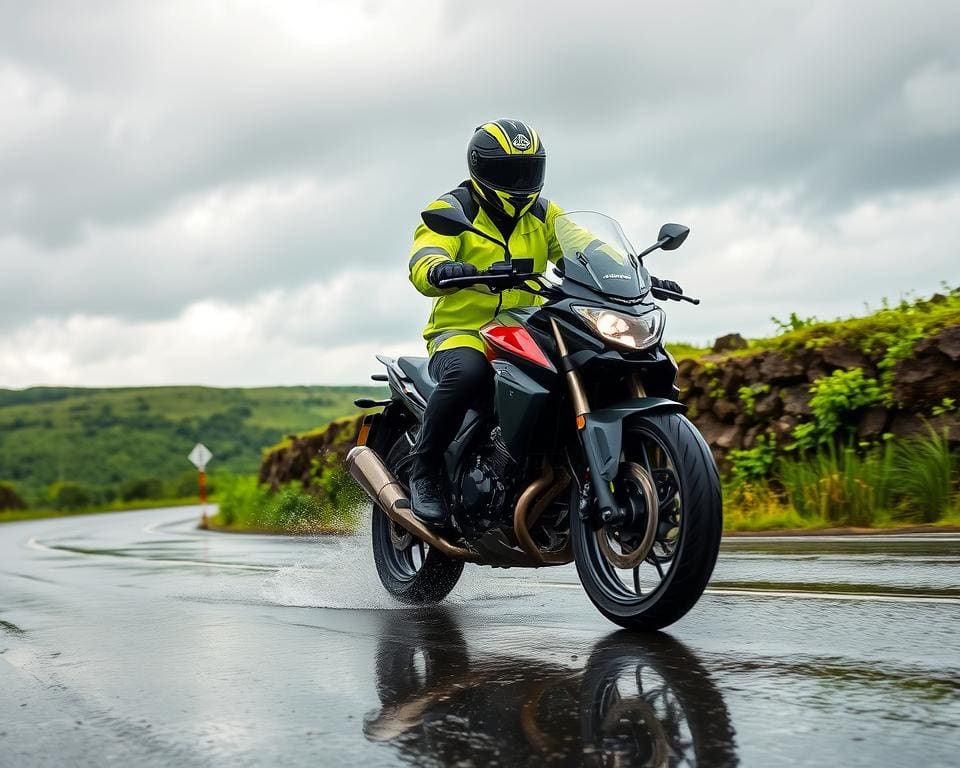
[{"xmin": 0, "ymin": 385, "xmax": 384, "ymax": 504}]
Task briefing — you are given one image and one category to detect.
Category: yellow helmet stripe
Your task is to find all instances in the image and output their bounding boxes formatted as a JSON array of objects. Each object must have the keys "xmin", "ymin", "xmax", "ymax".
[
  {"xmin": 494, "ymin": 189, "xmax": 516, "ymax": 217},
  {"xmin": 483, "ymin": 121, "xmax": 514, "ymax": 154},
  {"xmin": 529, "ymin": 126, "xmax": 540, "ymax": 154}
]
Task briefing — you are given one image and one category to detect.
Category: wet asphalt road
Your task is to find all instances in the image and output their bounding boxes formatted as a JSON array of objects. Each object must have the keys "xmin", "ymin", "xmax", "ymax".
[{"xmin": 1, "ymin": 507, "xmax": 958, "ymax": 767}]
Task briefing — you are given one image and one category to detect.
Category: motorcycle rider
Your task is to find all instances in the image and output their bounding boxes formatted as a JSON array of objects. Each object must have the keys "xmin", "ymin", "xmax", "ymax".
[{"xmin": 407, "ymin": 119, "xmax": 683, "ymax": 525}]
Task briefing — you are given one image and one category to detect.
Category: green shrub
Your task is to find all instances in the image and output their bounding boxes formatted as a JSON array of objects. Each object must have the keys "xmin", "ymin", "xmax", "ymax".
[
  {"xmin": 892, "ymin": 428, "xmax": 956, "ymax": 523},
  {"xmin": 265, "ymin": 484, "xmax": 326, "ymax": 528},
  {"xmin": 211, "ymin": 474, "xmax": 362, "ymax": 532},
  {"xmin": 771, "ymin": 311, "xmax": 817, "ymax": 334},
  {"xmin": 729, "ymin": 434, "xmax": 777, "ymax": 485},
  {"xmin": 0, "ymin": 481, "xmax": 27, "ymax": 511},
  {"xmin": 120, "ymin": 477, "xmax": 165, "ymax": 501},
  {"xmin": 215, "ymin": 474, "xmax": 269, "ymax": 527},
  {"xmin": 791, "ymin": 368, "xmax": 882, "ymax": 451},
  {"xmin": 932, "ymin": 397, "xmax": 957, "ymax": 417},
  {"xmin": 47, "ymin": 481, "xmax": 93, "ymax": 511}
]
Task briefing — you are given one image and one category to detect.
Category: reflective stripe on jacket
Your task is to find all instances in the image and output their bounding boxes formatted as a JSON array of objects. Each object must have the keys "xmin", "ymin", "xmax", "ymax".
[{"xmin": 409, "ymin": 182, "xmax": 565, "ymax": 355}]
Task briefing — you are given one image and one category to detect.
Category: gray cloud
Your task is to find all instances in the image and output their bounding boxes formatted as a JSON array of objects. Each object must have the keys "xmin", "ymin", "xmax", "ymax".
[{"xmin": 0, "ymin": 0, "xmax": 958, "ymax": 385}]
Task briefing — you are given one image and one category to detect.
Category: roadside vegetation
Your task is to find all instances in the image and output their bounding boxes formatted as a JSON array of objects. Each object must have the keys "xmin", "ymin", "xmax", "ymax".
[
  {"xmin": 3, "ymin": 291, "xmax": 957, "ymax": 535},
  {"xmin": 722, "ymin": 289, "xmax": 960, "ymax": 530},
  {"xmin": 725, "ymin": 428, "xmax": 959, "ymax": 531},
  {"xmin": 208, "ymin": 473, "xmax": 365, "ymax": 534},
  {"xmin": 0, "ymin": 384, "xmax": 385, "ymax": 520}
]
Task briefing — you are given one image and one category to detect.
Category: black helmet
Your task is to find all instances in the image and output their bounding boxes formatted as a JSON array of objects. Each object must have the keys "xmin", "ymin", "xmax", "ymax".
[{"xmin": 468, "ymin": 119, "xmax": 546, "ymax": 220}]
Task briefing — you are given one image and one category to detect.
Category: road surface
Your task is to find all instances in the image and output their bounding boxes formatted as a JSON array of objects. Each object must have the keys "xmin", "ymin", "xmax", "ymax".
[{"xmin": 1, "ymin": 506, "xmax": 958, "ymax": 767}]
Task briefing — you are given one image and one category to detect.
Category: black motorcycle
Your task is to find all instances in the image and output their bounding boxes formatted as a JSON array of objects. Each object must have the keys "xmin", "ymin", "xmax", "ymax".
[{"xmin": 347, "ymin": 206, "xmax": 722, "ymax": 630}]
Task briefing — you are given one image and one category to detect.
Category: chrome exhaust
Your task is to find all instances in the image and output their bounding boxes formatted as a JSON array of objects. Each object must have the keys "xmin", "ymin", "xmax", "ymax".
[{"xmin": 345, "ymin": 446, "xmax": 479, "ymax": 562}]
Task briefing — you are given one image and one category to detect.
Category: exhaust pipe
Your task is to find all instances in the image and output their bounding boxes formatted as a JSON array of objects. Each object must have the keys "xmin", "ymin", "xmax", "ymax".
[{"xmin": 345, "ymin": 446, "xmax": 479, "ymax": 562}]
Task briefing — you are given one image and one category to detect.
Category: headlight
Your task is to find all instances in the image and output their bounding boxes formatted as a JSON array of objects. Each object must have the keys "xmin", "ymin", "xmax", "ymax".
[{"xmin": 574, "ymin": 305, "xmax": 664, "ymax": 350}]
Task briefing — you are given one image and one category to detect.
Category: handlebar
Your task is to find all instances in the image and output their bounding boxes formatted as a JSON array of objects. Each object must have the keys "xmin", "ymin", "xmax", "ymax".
[
  {"xmin": 436, "ymin": 272, "xmax": 542, "ymax": 290},
  {"xmin": 437, "ymin": 270, "xmax": 701, "ymax": 305}
]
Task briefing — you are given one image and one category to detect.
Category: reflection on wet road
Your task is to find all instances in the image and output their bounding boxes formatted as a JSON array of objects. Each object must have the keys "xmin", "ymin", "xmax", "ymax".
[
  {"xmin": 1, "ymin": 507, "xmax": 958, "ymax": 767},
  {"xmin": 365, "ymin": 611, "xmax": 737, "ymax": 766}
]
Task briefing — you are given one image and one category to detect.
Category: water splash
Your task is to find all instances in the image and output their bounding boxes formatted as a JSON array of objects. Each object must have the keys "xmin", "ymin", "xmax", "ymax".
[{"xmin": 259, "ymin": 509, "xmax": 536, "ymax": 609}]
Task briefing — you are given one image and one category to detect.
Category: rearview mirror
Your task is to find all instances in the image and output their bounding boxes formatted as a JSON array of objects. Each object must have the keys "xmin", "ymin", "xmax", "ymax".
[
  {"xmin": 421, "ymin": 206, "xmax": 475, "ymax": 237},
  {"xmin": 657, "ymin": 223, "xmax": 690, "ymax": 251},
  {"xmin": 421, "ymin": 206, "xmax": 508, "ymax": 249}
]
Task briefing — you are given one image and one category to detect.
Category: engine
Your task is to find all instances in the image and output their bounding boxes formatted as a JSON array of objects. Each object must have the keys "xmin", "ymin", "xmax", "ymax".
[{"xmin": 456, "ymin": 428, "xmax": 516, "ymax": 536}]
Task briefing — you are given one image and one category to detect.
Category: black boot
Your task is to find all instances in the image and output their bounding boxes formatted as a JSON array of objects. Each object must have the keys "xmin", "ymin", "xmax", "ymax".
[{"xmin": 409, "ymin": 457, "xmax": 449, "ymax": 526}]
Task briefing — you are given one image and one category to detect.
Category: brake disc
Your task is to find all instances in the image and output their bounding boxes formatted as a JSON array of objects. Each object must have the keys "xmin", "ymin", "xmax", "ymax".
[{"xmin": 597, "ymin": 462, "xmax": 659, "ymax": 570}]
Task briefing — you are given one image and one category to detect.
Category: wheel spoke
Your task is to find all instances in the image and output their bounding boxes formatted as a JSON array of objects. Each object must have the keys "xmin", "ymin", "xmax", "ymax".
[
  {"xmin": 639, "ymin": 440, "xmax": 654, "ymax": 476},
  {"xmin": 417, "ymin": 540, "xmax": 426, "ymax": 566},
  {"xmin": 633, "ymin": 566, "xmax": 641, "ymax": 595},
  {"xmin": 648, "ymin": 556, "xmax": 665, "ymax": 579}
]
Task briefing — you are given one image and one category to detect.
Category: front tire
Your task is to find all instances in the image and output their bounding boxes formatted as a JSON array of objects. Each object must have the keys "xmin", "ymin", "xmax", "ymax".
[
  {"xmin": 371, "ymin": 434, "xmax": 464, "ymax": 605},
  {"xmin": 573, "ymin": 412, "xmax": 722, "ymax": 630}
]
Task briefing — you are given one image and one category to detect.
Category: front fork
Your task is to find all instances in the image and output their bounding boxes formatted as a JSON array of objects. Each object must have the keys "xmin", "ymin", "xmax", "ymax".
[{"xmin": 549, "ymin": 319, "xmax": 626, "ymax": 523}]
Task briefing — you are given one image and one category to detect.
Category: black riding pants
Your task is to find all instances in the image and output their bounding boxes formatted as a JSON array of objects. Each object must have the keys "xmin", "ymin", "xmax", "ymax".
[{"xmin": 414, "ymin": 347, "xmax": 492, "ymax": 470}]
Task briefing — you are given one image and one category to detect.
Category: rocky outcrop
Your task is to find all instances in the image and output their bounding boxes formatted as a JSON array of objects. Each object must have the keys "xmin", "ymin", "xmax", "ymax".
[
  {"xmin": 679, "ymin": 324, "xmax": 960, "ymax": 465},
  {"xmin": 258, "ymin": 416, "xmax": 362, "ymax": 491},
  {"xmin": 892, "ymin": 325, "xmax": 960, "ymax": 407}
]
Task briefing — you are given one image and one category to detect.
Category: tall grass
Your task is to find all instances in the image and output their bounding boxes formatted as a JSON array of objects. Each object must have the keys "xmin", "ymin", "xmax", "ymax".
[
  {"xmin": 779, "ymin": 443, "xmax": 895, "ymax": 526},
  {"xmin": 892, "ymin": 428, "xmax": 955, "ymax": 523},
  {"xmin": 212, "ymin": 473, "xmax": 364, "ymax": 533},
  {"xmin": 726, "ymin": 428, "xmax": 958, "ymax": 530}
]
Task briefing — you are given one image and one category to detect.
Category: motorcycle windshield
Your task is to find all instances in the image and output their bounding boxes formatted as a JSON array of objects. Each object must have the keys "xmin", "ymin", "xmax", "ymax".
[{"xmin": 554, "ymin": 212, "xmax": 648, "ymax": 299}]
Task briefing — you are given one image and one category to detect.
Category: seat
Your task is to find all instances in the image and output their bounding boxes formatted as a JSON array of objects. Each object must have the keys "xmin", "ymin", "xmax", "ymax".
[{"xmin": 397, "ymin": 356, "xmax": 437, "ymax": 399}]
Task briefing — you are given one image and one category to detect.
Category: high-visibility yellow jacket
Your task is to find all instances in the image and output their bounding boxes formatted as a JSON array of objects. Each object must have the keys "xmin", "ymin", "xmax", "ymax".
[{"xmin": 408, "ymin": 183, "xmax": 565, "ymax": 355}]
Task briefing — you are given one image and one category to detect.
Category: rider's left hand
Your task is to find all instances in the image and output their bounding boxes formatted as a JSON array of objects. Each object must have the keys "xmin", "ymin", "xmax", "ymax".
[{"xmin": 651, "ymin": 276, "xmax": 683, "ymax": 295}]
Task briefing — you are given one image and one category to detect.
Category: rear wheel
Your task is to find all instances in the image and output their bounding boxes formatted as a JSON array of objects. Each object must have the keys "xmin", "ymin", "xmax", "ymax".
[
  {"xmin": 371, "ymin": 434, "xmax": 464, "ymax": 604},
  {"xmin": 572, "ymin": 412, "xmax": 722, "ymax": 630}
]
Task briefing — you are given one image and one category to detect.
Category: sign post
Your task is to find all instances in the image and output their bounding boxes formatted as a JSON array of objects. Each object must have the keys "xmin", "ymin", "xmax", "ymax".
[{"xmin": 187, "ymin": 443, "xmax": 214, "ymax": 529}]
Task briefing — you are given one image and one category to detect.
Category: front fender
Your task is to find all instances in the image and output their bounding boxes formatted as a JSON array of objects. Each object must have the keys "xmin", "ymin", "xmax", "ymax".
[{"xmin": 582, "ymin": 397, "xmax": 686, "ymax": 483}]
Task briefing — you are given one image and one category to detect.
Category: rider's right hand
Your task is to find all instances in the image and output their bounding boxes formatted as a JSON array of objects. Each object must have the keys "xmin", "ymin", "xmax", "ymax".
[{"xmin": 428, "ymin": 261, "xmax": 479, "ymax": 287}]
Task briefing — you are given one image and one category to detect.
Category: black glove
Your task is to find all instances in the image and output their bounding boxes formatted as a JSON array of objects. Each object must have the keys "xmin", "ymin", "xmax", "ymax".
[
  {"xmin": 428, "ymin": 261, "xmax": 478, "ymax": 288},
  {"xmin": 651, "ymin": 275, "xmax": 683, "ymax": 298}
]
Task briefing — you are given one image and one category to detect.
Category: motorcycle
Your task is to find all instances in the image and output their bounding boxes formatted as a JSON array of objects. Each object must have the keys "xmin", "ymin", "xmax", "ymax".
[{"xmin": 347, "ymin": 205, "xmax": 722, "ymax": 630}]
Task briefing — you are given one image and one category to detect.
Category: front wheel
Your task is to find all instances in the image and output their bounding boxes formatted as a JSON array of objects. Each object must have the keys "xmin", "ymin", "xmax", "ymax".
[
  {"xmin": 371, "ymin": 434, "xmax": 464, "ymax": 605},
  {"xmin": 572, "ymin": 412, "xmax": 722, "ymax": 630}
]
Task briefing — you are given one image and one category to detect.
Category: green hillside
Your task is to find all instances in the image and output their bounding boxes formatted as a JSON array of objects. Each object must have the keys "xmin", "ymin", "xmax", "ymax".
[{"xmin": 0, "ymin": 385, "xmax": 384, "ymax": 506}]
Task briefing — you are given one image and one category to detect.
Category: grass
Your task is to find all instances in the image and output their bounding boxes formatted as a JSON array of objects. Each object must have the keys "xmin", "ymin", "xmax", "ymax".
[
  {"xmin": 665, "ymin": 341, "xmax": 712, "ymax": 361},
  {"xmin": 893, "ymin": 428, "xmax": 956, "ymax": 522},
  {"xmin": 725, "ymin": 428, "xmax": 958, "ymax": 531},
  {"xmin": 209, "ymin": 474, "xmax": 365, "ymax": 535}
]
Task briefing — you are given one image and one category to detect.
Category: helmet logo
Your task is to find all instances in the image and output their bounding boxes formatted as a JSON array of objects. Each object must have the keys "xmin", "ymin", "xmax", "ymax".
[{"xmin": 512, "ymin": 134, "xmax": 531, "ymax": 150}]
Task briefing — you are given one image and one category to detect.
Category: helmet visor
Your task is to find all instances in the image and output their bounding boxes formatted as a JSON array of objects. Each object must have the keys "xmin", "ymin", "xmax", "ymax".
[{"xmin": 474, "ymin": 154, "xmax": 545, "ymax": 193}]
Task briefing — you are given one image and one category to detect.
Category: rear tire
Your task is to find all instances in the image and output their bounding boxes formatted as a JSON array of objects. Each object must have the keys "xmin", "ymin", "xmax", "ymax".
[
  {"xmin": 572, "ymin": 412, "xmax": 722, "ymax": 631},
  {"xmin": 371, "ymin": 434, "xmax": 464, "ymax": 605}
]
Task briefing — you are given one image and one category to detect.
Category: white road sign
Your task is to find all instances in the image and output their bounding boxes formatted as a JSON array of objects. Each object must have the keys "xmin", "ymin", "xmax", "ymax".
[{"xmin": 187, "ymin": 443, "xmax": 213, "ymax": 471}]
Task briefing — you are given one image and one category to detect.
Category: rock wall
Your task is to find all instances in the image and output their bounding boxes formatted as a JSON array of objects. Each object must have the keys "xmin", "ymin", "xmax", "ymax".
[{"xmin": 679, "ymin": 324, "xmax": 960, "ymax": 465}]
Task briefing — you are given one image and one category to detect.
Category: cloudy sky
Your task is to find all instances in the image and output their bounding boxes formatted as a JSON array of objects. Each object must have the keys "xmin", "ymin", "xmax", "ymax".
[{"xmin": 2, "ymin": 0, "xmax": 958, "ymax": 388}]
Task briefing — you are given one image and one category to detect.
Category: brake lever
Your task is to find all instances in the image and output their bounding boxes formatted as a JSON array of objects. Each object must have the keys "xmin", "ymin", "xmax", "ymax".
[{"xmin": 653, "ymin": 288, "xmax": 701, "ymax": 305}]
